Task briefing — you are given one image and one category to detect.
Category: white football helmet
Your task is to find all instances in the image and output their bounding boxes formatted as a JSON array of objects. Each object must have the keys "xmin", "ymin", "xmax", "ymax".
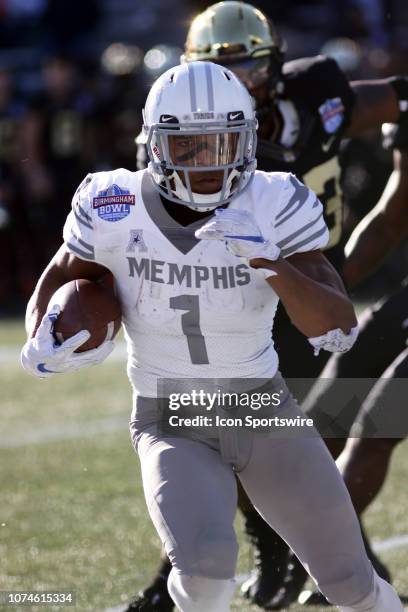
[{"xmin": 142, "ymin": 61, "xmax": 257, "ymax": 211}]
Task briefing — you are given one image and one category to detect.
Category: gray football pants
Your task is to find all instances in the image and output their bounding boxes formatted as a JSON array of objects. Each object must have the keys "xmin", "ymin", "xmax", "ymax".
[{"xmin": 130, "ymin": 373, "xmax": 374, "ymax": 608}]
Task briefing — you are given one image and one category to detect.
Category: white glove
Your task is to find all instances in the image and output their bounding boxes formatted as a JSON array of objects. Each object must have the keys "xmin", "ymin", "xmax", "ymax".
[
  {"xmin": 195, "ymin": 209, "xmax": 280, "ymax": 279},
  {"xmin": 21, "ymin": 305, "xmax": 115, "ymax": 378},
  {"xmin": 308, "ymin": 325, "xmax": 359, "ymax": 356}
]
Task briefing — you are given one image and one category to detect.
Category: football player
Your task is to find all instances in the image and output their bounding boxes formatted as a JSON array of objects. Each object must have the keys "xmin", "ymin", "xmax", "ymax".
[
  {"xmin": 133, "ymin": 2, "xmax": 408, "ymax": 610},
  {"xmin": 296, "ymin": 125, "xmax": 408, "ymax": 606},
  {"xmin": 21, "ymin": 61, "xmax": 404, "ymax": 612}
]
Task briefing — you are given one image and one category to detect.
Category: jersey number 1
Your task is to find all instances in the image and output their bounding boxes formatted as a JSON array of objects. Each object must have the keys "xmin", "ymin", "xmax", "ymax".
[{"xmin": 170, "ymin": 295, "xmax": 210, "ymax": 364}]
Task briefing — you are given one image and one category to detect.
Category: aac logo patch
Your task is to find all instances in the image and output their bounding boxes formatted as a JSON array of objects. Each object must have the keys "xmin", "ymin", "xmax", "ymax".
[
  {"xmin": 318, "ymin": 97, "xmax": 345, "ymax": 134},
  {"xmin": 93, "ymin": 184, "xmax": 135, "ymax": 222},
  {"xmin": 127, "ymin": 229, "xmax": 147, "ymax": 252}
]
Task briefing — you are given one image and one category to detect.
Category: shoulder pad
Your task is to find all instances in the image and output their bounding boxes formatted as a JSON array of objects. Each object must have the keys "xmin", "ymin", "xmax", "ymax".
[
  {"xmin": 282, "ymin": 55, "xmax": 354, "ymax": 111},
  {"xmin": 283, "ymin": 55, "xmax": 338, "ymax": 78},
  {"xmin": 89, "ymin": 168, "xmax": 135, "ymax": 195},
  {"xmin": 283, "ymin": 55, "xmax": 343, "ymax": 87},
  {"xmin": 85, "ymin": 168, "xmax": 138, "ymax": 223}
]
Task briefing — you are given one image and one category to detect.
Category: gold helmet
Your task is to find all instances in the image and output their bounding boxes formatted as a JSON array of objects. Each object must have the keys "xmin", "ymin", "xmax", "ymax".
[{"xmin": 182, "ymin": 1, "xmax": 285, "ymax": 92}]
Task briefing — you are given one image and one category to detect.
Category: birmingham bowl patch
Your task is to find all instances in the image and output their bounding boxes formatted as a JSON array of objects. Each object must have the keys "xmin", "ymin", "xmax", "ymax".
[
  {"xmin": 93, "ymin": 184, "xmax": 135, "ymax": 222},
  {"xmin": 318, "ymin": 97, "xmax": 345, "ymax": 134}
]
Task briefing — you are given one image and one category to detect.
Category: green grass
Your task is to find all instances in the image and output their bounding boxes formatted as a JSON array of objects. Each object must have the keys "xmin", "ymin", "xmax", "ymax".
[
  {"xmin": 0, "ymin": 318, "xmax": 26, "ymax": 345},
  {"xmin": 1, "ymin": 320, "xmax": 407, "ymax": 611}
]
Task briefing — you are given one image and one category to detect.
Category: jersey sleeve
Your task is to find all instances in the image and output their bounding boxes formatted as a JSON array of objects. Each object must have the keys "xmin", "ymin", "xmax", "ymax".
[
  {"xmin": 283, "ymin": 55, "xmax": 355, "ymax": 133},
  {"xmin": 273, "ymin": 173, "xmax": 329, "ymax": 257},
  {"xmin": 63, "ymin": 174, "xmax": 96, "ymax": 262}
]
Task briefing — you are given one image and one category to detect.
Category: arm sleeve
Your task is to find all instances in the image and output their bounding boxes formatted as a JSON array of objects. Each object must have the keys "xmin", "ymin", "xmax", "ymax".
[
  {"xmin": 274, "ymin": 173, "xmax": 329, "ymax": 258},
  {"xmin": 316, "ymin": 57, "xmax": 355, "ymax": 129},
  {"xmin": 63, "ymin": 174, "xmax": 96, "ymax": 262}
]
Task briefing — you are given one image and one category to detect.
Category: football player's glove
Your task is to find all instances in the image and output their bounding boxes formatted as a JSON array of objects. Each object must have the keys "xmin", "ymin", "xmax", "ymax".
[
  {"xmin": 21, "ymin": 305, "xmax": 114, "ymax": 378},
  {"xmin": 308, "ymin": 325, "xmax": 359, "ymax": 356},
  {"xmin": 195, "ymin": 209, "xmax": 280, "ymax": 279}
]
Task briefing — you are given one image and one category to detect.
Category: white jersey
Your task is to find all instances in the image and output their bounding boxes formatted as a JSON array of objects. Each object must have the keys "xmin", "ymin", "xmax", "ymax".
[{"xmin": 63, "ymin": 168, "xmax": 328, "ymax": 398}]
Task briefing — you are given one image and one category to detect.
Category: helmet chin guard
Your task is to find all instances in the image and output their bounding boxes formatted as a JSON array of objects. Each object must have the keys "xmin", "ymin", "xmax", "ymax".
[
  {"xmin": 142, "ymin": 62, "xmax": 258, "ymax": 210},
  {"xmin": 170, "ymin": 167, "xmax": 241, "ymax": 212}
]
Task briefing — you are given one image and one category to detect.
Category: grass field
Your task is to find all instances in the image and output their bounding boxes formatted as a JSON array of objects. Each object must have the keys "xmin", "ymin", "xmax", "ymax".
[{"xmin": 1, "ymin": 319, "xmax": 407, "ymax": 611}]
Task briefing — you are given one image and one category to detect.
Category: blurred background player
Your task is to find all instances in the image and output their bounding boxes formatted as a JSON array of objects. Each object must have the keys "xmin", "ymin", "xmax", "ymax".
[
  {"xmin": 131, "ymin": 2, "xmax": 408, "ymax": 610},
  {"xmin": 296, "ymin": 124, "xmax": 408, "ymax": 607}
]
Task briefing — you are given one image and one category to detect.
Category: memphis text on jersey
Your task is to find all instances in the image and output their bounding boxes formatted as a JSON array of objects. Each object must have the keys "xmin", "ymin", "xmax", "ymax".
[{"xmin": 127, "ymin": 257, "xmax": 251, "ymax": 289}]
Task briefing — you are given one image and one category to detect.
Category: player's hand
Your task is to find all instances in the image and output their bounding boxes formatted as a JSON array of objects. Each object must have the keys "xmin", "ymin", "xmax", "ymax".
[
  {"xmin": 21, "ymin": 305, "xmax": 115, "ymax": 378},
  {"xmin": 195, "ymin": 209, "xmax": 280, "ymax": 278}
]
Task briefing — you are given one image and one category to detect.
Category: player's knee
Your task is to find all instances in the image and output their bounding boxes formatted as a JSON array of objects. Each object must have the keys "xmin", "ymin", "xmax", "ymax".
[
  {"xmin": 168, "ymin": 570, "xmax": 236, "ymax": 612},
  {"xmin": 194, "ymin": 535, "xmax": 238, "ymax": 579},
  {"xmin": 314, "ymin": 555, "xmax": 374, "ymax": 608},
  {"xmin": 337, "ymin": 572, "xmax": 403, "ymax": 611}
]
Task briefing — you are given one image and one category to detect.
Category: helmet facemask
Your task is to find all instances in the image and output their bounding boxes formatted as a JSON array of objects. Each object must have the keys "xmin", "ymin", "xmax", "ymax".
[{"xmin": 146, "ymin": 118, "xmax": 257, "ymax": 211}]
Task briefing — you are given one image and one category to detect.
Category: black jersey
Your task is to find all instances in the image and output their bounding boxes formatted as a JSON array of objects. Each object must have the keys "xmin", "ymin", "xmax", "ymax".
[{"xmin": 256, "ymin": 55, "xmax": 355, "ymax": 268}]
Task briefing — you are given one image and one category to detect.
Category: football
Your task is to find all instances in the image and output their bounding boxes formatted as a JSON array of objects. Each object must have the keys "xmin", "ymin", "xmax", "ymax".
[{"xmin": 52, "ymin": 279, "xmax": 122, "ymax": 352}]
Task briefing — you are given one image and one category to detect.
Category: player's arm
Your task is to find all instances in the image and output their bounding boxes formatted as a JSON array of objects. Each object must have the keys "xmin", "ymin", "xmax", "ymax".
[
  {"xmin": 22, "ymin": 168, "xmax": 117, "ymax": 377},
  {"xmin": 252, "ymin": 250, "xmax": 356, "ymax": 338},
  {"xmin": 342, "ymin": 150, "xmax": 408, "ymax": 290},
  {"xmin": 22, "ymin": 245, "xmax": 113, "ymax": 378},
  {"xmin": 25, "ymin": 244, "xmax": 109, "ymax": 339},
  {"xmin": 196, "ymin": 201, "xmax": 358, "ymax": 355},
  {"xmin": 345, "ymin": 77, "xmax": 407, "ymax": 137}
]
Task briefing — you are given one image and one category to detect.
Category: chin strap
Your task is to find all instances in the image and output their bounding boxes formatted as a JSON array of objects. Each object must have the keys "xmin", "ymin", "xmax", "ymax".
[{"xmin": 148, "ymin": 159, "xmax": 256, "ymax": 210}]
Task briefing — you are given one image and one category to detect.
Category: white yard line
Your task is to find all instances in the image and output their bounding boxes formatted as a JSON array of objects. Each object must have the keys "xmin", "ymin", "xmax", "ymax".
[
  {"xmin": 0, "ymin": 345, "xmax": 20, "ymax": 363},
  {"xmin": 0, "ymin": 343, "xmax": 129, "ymax": 449},
  {"xmin": 373, "ymin": 533, "xmax": 408, "ymax": 552},
  {"xmin": 0, "ymin": 415, "xmax": 128, "ymax": 448}
]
